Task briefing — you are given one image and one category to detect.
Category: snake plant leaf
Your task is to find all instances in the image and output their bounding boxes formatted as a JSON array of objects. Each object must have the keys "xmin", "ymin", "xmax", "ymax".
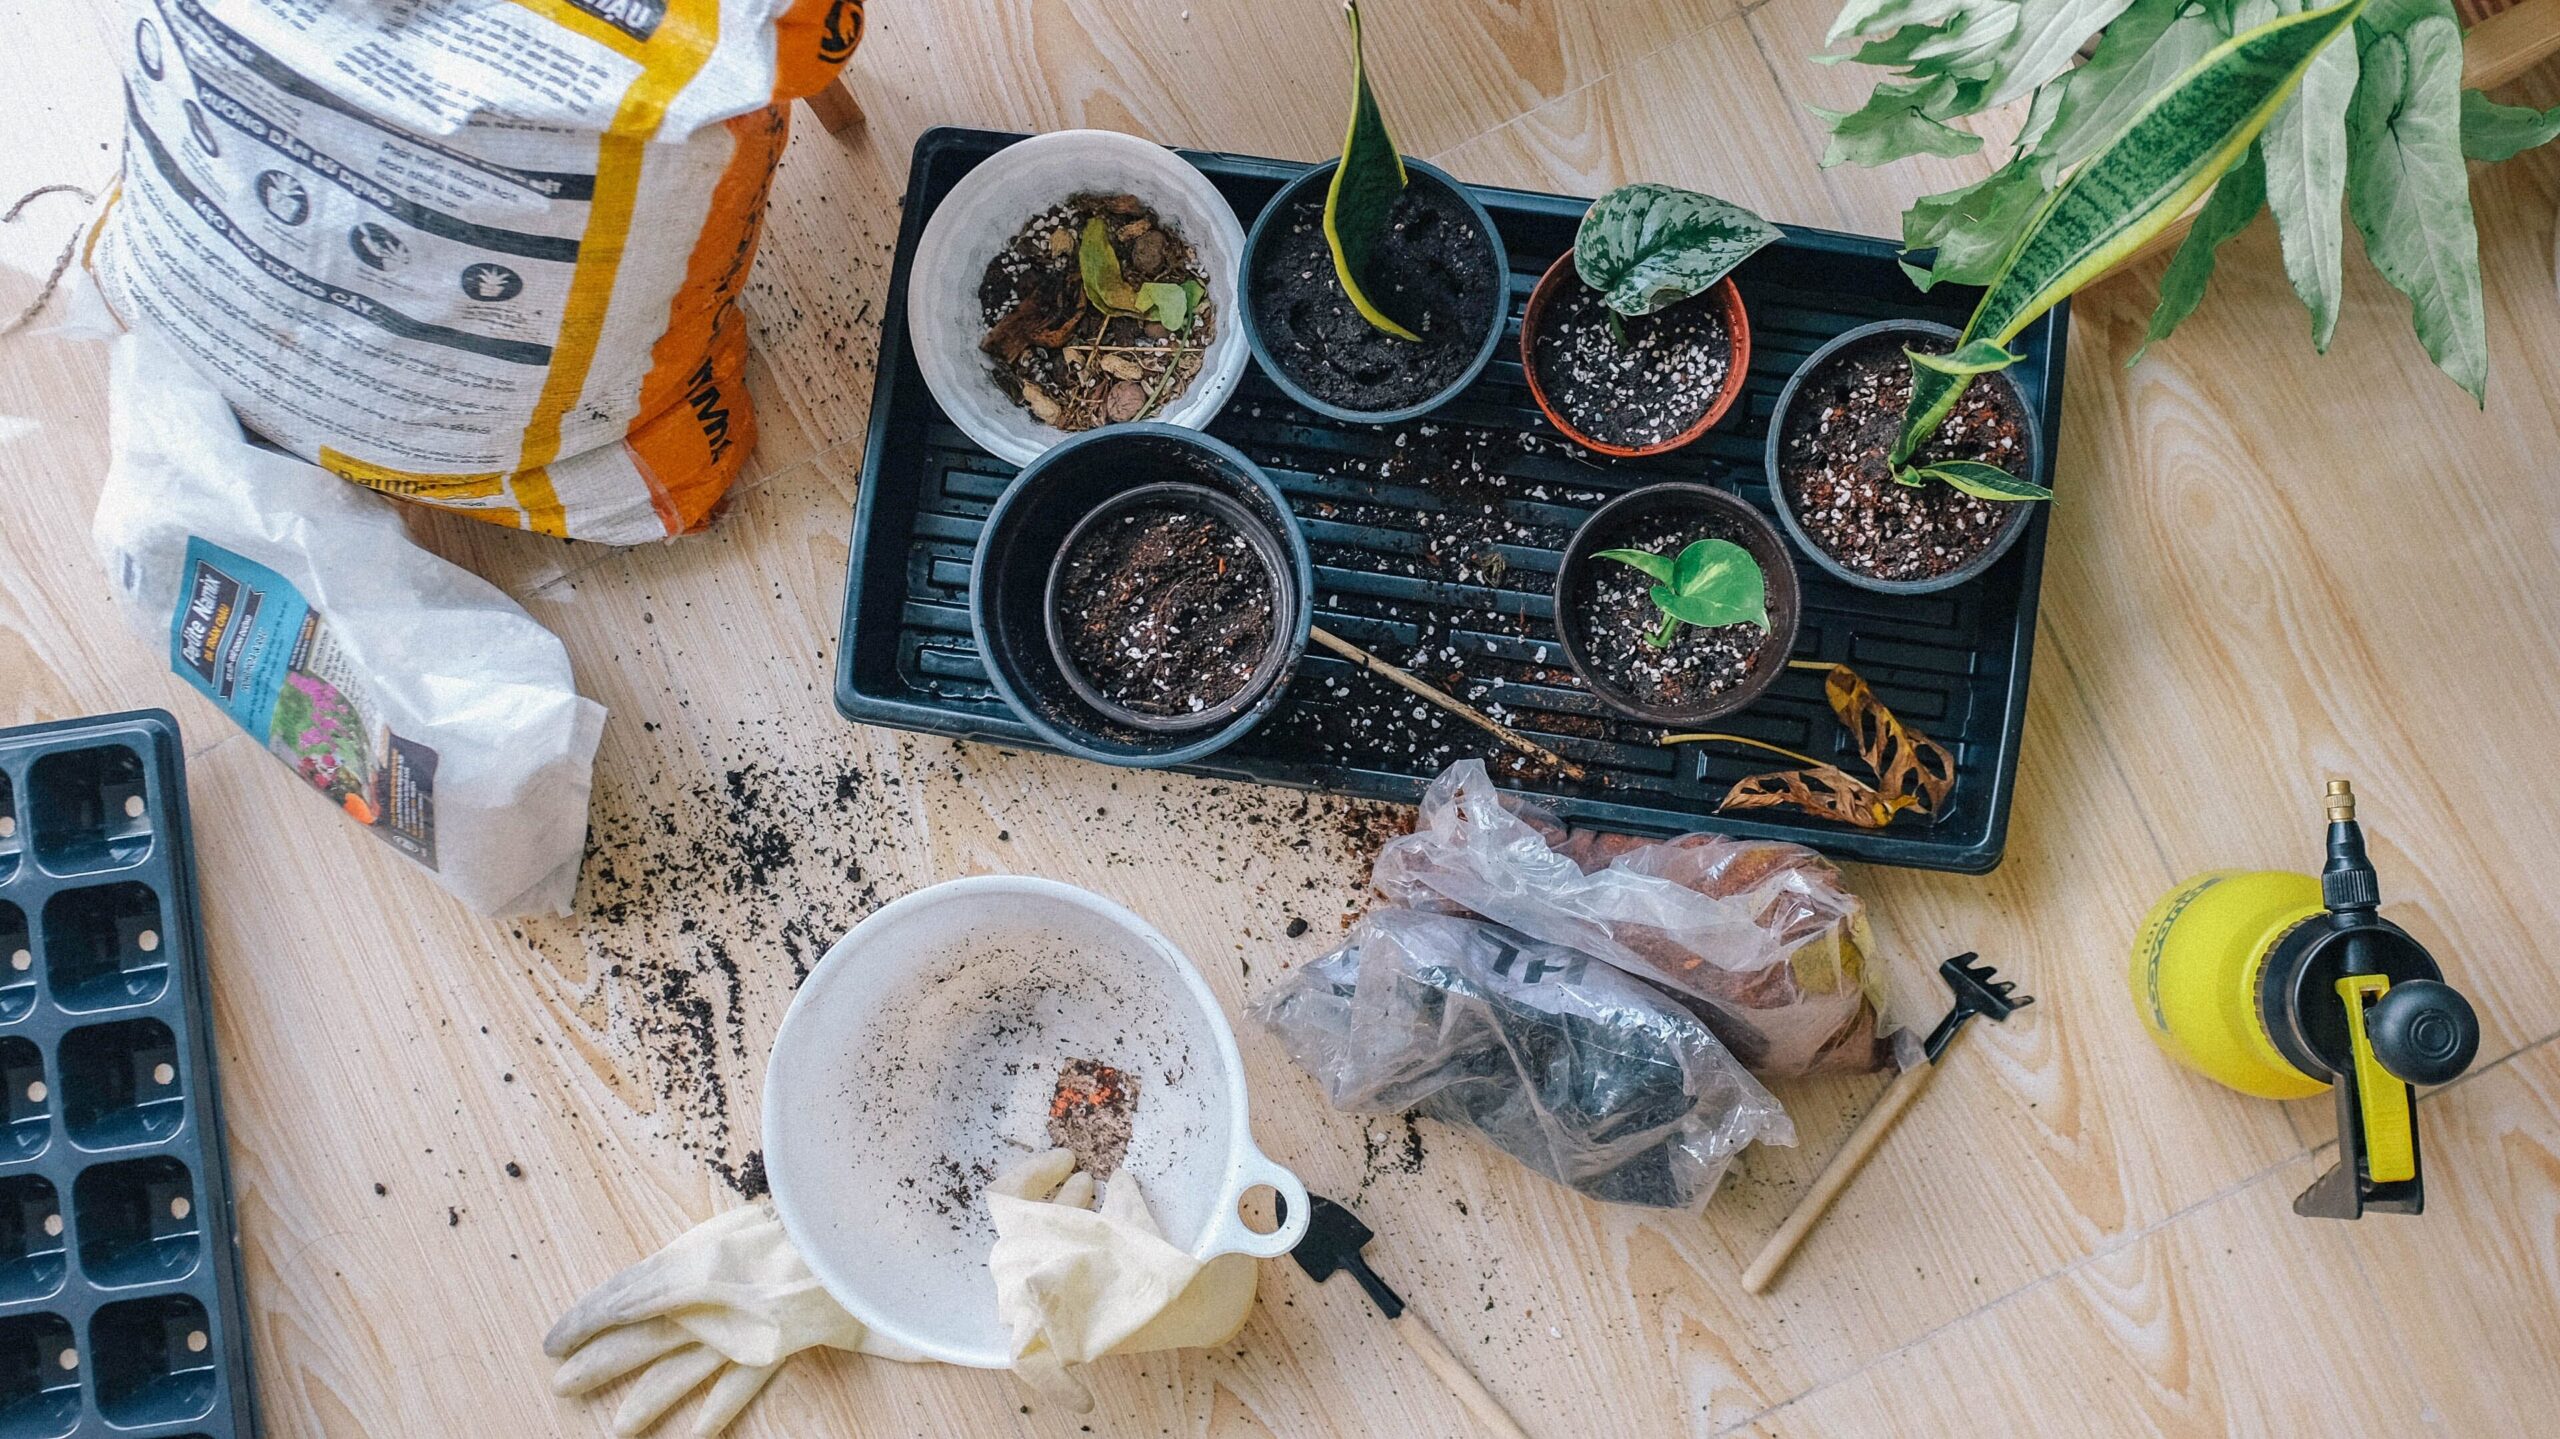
[
  {"xmin": 2028, "ymin": 0, "xmax": 2228, "ymax": 170},
  {"xmin": 2260, "ymin": 0, "xmax": 2358, "ymax": 351},
  {"xmin": 2460, "ymin": 89, "xmax": 2560, "ymax": 163},
  {"xmin": 1911, "ymin": 459, "xmax": 2055, "ymax": 500},
  {"xmin": 1594, "ymin": 547, "xmax": 1677, "ymax": 584},
  {"xmin": 1909, "ymin": 339, "xmax": 2022, "ymax": 376},
  {"xmin": 2133, "ymin": 142, "xmax": 2267, "ymax": 362},
  {"xmin": 1573, "ymin": 184, "xmax": 1783, "ymax": 317},
  {"xmin": 1324, "ymin": 0, "xmax": 1419, "ymax": 342},
  {"xmin": 1891, "ymin": 0, "xmax": 2366, "ymax": 465},
  {"xmin": 2346, "ymin": 13, "xmax": 2485, "ymax": 402}
]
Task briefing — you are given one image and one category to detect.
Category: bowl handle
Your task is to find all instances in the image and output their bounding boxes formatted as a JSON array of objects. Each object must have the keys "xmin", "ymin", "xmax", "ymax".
[{"xmin": 1199, "ymin": 1136, "xmax": 1310, "ymax": 1261}]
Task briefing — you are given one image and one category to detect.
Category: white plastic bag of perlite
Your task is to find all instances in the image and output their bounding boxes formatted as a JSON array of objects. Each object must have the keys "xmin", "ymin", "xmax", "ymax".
[{"xmin": 93, "ymin": 331, "xmax": 606, "ymax": 916}]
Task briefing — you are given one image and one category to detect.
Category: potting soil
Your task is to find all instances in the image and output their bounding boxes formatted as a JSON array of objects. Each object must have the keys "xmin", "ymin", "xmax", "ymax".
[
  {"xmin": 1531, "ymin": 281, "xmax": 1731, "ymax": 448},
  {"xmin": 1777, "ymin": 335, "xmax": 2030, "ymax": 582},
  {"xmin": 1251, "ymin": 178, "xmax": 1499, "ymax": 412}
]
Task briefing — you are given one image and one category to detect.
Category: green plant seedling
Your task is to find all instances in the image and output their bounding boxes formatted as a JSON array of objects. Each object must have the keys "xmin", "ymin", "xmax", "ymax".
[
  {"xmin": 1574, "ymin": 184, "xmax": 1783, "ymax": 335},
  {"xmin": 1324, "ymin": 0, "xmax": 1418, "ymax": 341},
  {"xmin": 1883, "ymin": 0, "xmax": 2365, "ymax": 501},
  {"xmin": 1077, "ymin": 217, "xmax": 1202, "ymax": 332},
  {"xmin": 1595, "ymin": 539, "xmax": 1770, "ymax": 649}
]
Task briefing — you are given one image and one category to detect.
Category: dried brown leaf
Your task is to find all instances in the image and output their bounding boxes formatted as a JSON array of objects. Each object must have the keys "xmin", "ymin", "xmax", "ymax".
[
  {"xmin": 1718, "ymin": 766, "xmax": 1917, "ymax": 829},
  {"xmin": 1819, "ymin": 664, "xmax": 1955, "ymax": 813}
]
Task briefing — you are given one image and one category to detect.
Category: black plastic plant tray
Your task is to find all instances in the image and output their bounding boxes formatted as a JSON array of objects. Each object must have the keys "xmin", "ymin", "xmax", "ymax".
[
  {"xmin": 0, "ymin": 711, "xmax": 257, "ymax": 1438},
  {"xmin": 837, "ymin": 127, "xmax": 2067, "ymax": 874}
]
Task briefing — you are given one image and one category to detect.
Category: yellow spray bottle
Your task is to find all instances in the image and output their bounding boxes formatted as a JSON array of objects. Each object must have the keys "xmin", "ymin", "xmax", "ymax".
[{"xmin": 2130, "ymin": 781, "xmax": 2480, "ymax": 1218}]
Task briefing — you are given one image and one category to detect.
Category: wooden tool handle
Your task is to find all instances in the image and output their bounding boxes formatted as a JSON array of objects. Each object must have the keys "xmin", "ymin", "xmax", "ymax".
[
  {"xmin": 1391, "ymin": 1308, "xmax": 1534, "ymax": 1439},
  {"xmin": 1742, "ymin": 1062, "xmax": 1939, "ymax": 1295}
]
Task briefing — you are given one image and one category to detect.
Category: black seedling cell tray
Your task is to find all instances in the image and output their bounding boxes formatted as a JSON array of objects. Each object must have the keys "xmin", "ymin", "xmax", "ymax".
[
  {"xmin": 837, "ymin": 127, "xmax": 2067, "ymax": 873},
  {"xmin": 0, "ymin": 712, "xmax": 256, "ymax": 1437}
]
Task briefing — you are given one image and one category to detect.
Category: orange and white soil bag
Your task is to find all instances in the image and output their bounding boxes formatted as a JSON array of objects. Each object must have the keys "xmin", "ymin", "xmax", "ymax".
[{"xmin": 92, "ymin": 0, "xmax": 862, "ymax": 543}]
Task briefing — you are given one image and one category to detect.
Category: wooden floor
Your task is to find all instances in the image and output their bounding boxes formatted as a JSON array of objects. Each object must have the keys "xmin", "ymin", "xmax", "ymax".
[{"xmin": 6, "ymin": 1, "xmax": 2560, "ymax": 1434}]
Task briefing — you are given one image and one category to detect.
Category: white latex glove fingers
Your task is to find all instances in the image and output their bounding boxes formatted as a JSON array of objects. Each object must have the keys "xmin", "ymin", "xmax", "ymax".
[
  {"xmin": 1097, "ymin": 1175, "xmax": 1162, "ymax": 1236},
  {"xmin": 691, "ymin": 1361, "xmax": 779, "ymax": 1437},
  {"xmin": 1013, "ymin": 1349, "xmax": 1097, "ymax": 1415},
  {"xmin": 1052, "ymin": 1170, "xmax": 1097, "ymax": 1211},
  {"xmin": 989, "ymin": 1148, "xmax": 1077, "ymax": 1202},
  {"xmin": 613, "ymin": 1343, "xmax": 728, "ymax": 1437},
  {"xmin": 554, "ymin": 1317, "xmax": 695, "ymax": 1396},
  {"xmin": 545, "ymin": 1207, "xmax": 771, "ymax": 1357}
]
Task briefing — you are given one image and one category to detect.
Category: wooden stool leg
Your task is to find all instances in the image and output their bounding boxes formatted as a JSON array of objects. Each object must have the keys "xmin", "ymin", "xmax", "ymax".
[{"xmin": 803, "ymin": 75, "xmax": 865, "ymax": 135}]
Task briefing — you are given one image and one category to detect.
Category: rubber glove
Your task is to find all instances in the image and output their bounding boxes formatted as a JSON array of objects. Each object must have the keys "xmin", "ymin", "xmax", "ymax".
[
  {"xmin": 544, "ymin": 1202, "xmax": 917, "ymax": 1436},
  {"xmin": 987, "ymin": 1149, "xmax": 1258, "ymax": 1411}
]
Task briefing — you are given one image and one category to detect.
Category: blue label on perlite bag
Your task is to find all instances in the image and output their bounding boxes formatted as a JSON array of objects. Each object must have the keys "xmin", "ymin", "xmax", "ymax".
[{"xmin": 169, "ymin": 539, "xmax": 440, "ymax": 869}]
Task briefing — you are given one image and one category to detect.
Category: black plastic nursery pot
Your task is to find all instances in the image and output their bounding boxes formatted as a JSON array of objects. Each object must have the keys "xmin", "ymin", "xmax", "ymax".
[
  {"xmin": 972, "ymin": 423, "xmax": 1313, "ymax": 767},
  {"xmin": 1765, "ymin": 319, "xmax": 2046, "ymax": 595},
  {"xmin": 1554, "ymin": 482, "xmax": 1802, "ymax": 729},
  {"xmin": 1239, "ymin": 157, "xmax": 1510, "ymax": 424}
]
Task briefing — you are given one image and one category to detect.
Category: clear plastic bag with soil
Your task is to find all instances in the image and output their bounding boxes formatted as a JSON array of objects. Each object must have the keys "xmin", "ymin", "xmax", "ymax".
[
  {"xmin": 1530, "ymin": 283, "xmax": 1730, "ymax": 449},
  {"xmin": 1252, "ymin": 907, "xmax": 1792, "ymax": 1210},
  {"xmin": 980, "ymin": 192, "xmax": 1213, "ymax": 429},
  {"xmin": 1055, "ymin": 501, "xmax": 1275, "ymax": 718},
  {"xmin": 1371, "ymin": 760, "xmax": 1899, "ymax": 1076},
  {"xmin": 1776, "ymin": 335, "xmax": 2029, "ymax": 582},
  {"xmin": 1251, "ymin": 175, "xmax": 1498, "ymax": 412}
]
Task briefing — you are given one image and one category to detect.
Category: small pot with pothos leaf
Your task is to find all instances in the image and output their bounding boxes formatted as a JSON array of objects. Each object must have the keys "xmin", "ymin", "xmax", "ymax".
[
  {"xmin": 1522, "ymin": 184, "xmax": 1779, "ymax": 457},
  {"xmin": 1239, "ymin": 2, "xmax": 1509, "ymax": 423},
  {"xmin": 1554, "ymin": 482, "xmax": 1801, "ymax": 728}
]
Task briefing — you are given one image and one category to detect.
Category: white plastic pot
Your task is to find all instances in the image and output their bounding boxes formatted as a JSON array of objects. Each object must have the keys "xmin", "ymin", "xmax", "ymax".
[
  {"xmin": 906, "ymin": 129, "xmax": 1249, "ymax": 468},
  {"xmin": 762, "ymin": 875, "xmax": 1308, "ymax": 1368}
]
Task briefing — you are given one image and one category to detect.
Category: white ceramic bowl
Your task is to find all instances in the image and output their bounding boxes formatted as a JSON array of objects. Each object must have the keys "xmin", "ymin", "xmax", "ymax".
[
  {"xmin": 906, "ymin": 130, "xmax": 1249, "ymax": 467},
  {"xmin": 763, "ymin": 875, "xmax": 1308, "ymax": 1368}
]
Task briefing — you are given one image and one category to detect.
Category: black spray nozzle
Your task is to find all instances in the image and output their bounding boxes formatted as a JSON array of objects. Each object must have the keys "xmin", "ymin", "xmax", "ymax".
[{"xmin": 2322, "ymin": 779, "xmax": 2381, "ymax": 917}]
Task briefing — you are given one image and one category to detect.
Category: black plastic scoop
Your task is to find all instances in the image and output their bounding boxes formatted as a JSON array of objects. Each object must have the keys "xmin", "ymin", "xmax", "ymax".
[{"xmin": 1279, "ymin": 1191, "xmax": 1533, "ymax": 1438}]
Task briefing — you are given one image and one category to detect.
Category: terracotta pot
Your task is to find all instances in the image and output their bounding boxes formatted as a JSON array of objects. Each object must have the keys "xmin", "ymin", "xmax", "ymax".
[{"xmin": 1519, "ymin": 250, "xmax": 1751, "ymax": 459}]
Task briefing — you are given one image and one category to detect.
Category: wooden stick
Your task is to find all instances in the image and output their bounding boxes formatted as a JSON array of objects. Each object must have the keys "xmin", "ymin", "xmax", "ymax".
[
  {"xmin": 802, "ymin": 76, "xmax": 866, "ymax": 135},
  {"xmin": 2104, "ymin": 0, "xmax": 2560, "ymax": 282},
  {"xmin": 1741, "ymin": 1062, "xmax": 1940, "ymax": 1295},
  {"xmin": 1309, "ymin": 626, "xmax": 1586, "ymax": 781},
  {"xmin": 1391, "ymin": 1309, "xmax": 1535, "ymax": 1439}
]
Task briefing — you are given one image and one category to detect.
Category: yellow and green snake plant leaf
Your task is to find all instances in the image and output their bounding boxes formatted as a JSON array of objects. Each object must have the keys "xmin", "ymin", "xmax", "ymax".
[
  {"xmin": 1324, "ymin": 0, "xmax": 1419, "ymax": 342},
  {"xmin": 1890, "ymin": 0, "xmax": 2365, "ymax": 467}
]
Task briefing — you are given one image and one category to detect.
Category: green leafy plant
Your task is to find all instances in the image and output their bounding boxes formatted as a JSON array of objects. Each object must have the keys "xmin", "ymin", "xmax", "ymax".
[
  {"xmin": 1595, "ymin": 539, "xmax": 1770, "ymax": 648},
  {"xmin": 1326, "ymin": 0, "xmax": 1419, "ymax": 340},
  {"xmin": 1879, "ymin": 0, "xmax": 2364, "ymax": 497},
  {"xmin": 1574, "ymin": 184, "xmax": 1783, "ymax": 338},
  {"xmin": 1078, "ymin": 217, "xmax": 1202, "ymax": 332},
  {"xmin": 1818, "ymin": 0, "xmax": 2556, "ymax": 404}
]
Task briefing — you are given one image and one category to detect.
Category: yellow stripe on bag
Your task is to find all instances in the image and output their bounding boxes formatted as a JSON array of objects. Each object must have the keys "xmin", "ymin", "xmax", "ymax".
[
  {"xmin": 319, "ymin": 447, "xmax": 518, "ymax": 504},
  {"xmin": 506, "ymin": 0, "xmax": 723, "ymax": 536}
]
